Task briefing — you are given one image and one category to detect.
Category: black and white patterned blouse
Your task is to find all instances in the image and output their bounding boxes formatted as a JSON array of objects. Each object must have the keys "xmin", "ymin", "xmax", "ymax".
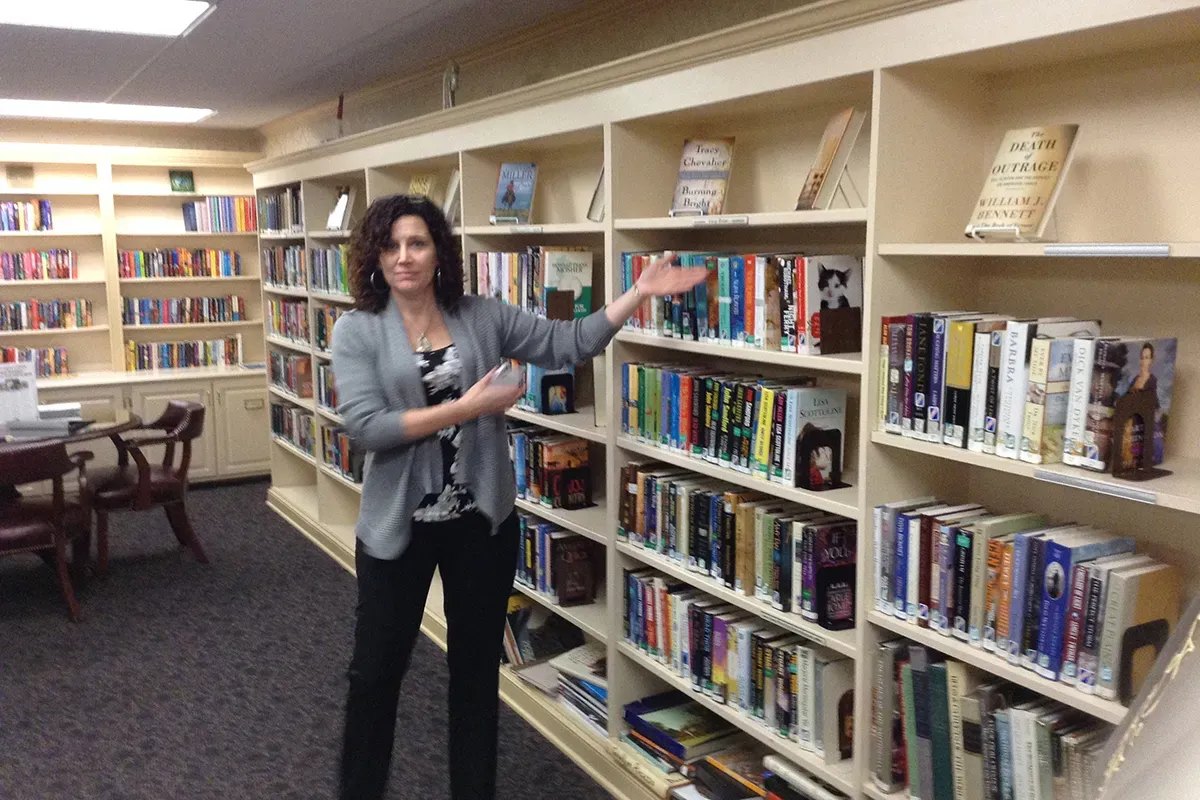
[{"xmin": 412, "ymin": 344, "xmax": 478, "ymax": 522}]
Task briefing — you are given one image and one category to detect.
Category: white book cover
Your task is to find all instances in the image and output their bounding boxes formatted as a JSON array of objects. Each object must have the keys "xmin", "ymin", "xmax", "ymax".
[
  {"xmin": 798, "ymin": 254, "xmax": 863, "ymax": 355},
  {"xmin": 967, "ymin": 329, "xmax": 994, "ymax": 453}
]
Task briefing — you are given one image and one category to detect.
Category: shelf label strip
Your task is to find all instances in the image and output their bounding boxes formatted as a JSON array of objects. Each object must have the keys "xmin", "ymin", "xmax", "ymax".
[
  {"xmin": 1033, "ymin": 469, "xmax": 1157, "ymax": 504},
  {"xmin": 1041, "ymin": 243, "xmax": 1170, "ymax": 258},
  {"xmin": 692, "ymin": 215, "xmax": 749, "ymax": 228}
]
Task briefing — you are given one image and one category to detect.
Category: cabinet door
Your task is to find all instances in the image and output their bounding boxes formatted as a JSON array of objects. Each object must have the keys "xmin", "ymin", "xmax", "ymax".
[
  {"xmin": 130, "ymin": 381, "xmax": 216, "ymax": 481},
  {"xmin": 30, "ymin": 385, "xmax": 127, "ymax": 494},
  {"xmin": 215, "ymin": 382, "xmax": 271, "ymax": 477}
]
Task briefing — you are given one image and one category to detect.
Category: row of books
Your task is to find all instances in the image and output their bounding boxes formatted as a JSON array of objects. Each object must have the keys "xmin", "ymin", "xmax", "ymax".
[
  {"xmin": 624, "ymin": 568, "xmax": 854, "ymax": 765},
  {"xmin": 321, "ymin": 426, "xmax": 363, "ymax": 484},
  {"xmin": 618, "ymin": 689, "xmax": 849, "ymax": 800},
  {"xmin": 121, "ymin": 295, "xmax": 247, "ymax": 326},
  {"xmin": 267, "ymin": 298, "xmax": 310, "ymax": 343},
  {"xmin": 621, "ymin": 251, "xmax": 863, "ymax": 356},
  {"xmin": 618, "ymin": 462, "xmax": 857, "ymax": 630},
  {"xmin": 262, "ymin": 244, "xmax": 306, "ymax": 289},
  {"xmin": 0, "ymin": 200, "xmax": 52, "ymax": 231},
  {"xmin": 270, "ymin": 402, "xmax": 315, "ymax": 456},
  {"xmin": 316, "ymin": 363, "xmax": 336, "ymax": 411},
  {"xmin": 124, "ymin": 335, "xmax": 243, "ymax": 372},
  {"xmin": 0, "ymin": 299, "xmax": 93, "ymax": 331},
  {"xmin": 474, "ymin": 247, "xmax": 594, "ymax": 416},
  {"xmin": 313, "ymin": 307, "xmax": 343, "ymax": 353},
  {"xmin": 874, "ymin": 497, "xmax": 1183, "ymax": 704},
  {"xmin": 516, "ymin": 511, "xmax": 601, "ymax": 607},
  {"xmin": 871, "ymin": 640, "xmax": 1113, "ymax": 800},
  {"xmin": 118, "ymin": 247, "xmax": 242, "ymax": 279},
  {"xmin": 621, "ymin": 362, "xmax": 849, "ymax": 492},
  {"xmin": 877, "ymin": 312, "xmax": 1178, "ymax": 473},
  {"xmin": 507, "ymin": 423, "xmax": 594, "ymax": 511},
  {"xmin": 1, "ymin": 347, "xmax": 69, "ymax": 377},
  {"xmin": 269, "ymin": 352, "xmax": 312, "ymax": 399},
  {"xmin": 258, "ymin": 187, "xmax": 303, "ymax": 235},
  {"xmin": 0, "ymin": 249, "xmax": 77, "ymax": 281},
  {"xmin": 181, "ymin": 196, "xmax": 257, "ymax": 233},
  {"xmin": 310, "ymin": 243, "xmax": 349, "ymax": 296}
]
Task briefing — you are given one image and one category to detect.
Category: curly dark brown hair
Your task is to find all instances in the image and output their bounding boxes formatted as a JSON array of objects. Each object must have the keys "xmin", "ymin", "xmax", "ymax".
[{"xmin": 348, "ymin": 194, "xmax": 463, "ymax": 313}]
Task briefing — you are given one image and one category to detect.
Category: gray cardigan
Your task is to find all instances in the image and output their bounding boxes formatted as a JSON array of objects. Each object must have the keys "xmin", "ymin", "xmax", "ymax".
[{"xmin": 330, "ymin": 293, "xmax": 619, "ymax": 560}]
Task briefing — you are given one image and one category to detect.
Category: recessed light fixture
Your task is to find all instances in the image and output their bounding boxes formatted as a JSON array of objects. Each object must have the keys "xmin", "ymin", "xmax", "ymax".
[
  {"xmin": 0, "ymin": 99, "xmax": 215, "ymax": 124},
  {"xmin": 0, "ymin": 1, "xmax": 213, "ymax": 37}
]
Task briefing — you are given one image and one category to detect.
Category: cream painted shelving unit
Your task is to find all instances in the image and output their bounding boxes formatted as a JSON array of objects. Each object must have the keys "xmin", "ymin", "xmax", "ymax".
[
  {"xmin": 0, "ymin": 145, "xmax": 272, "ymax": 483},
  {"xmin": 249, "ymin": 2, "xmax": 1200, "ymax": 797}
]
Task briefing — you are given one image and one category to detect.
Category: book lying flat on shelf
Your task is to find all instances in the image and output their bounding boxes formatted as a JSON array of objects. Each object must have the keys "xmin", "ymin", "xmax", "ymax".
[{"xmin": 964, "ymin": 124, "xmax": 1080, "ymax": 241}]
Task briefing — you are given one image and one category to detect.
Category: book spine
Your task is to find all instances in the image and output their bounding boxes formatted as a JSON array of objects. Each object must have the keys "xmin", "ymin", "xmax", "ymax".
[
  {"xmin": 1058, "ymin": 562, "xmax": 1091, "ymax": 685},
  {"xmin": 983, "ymin": 328, "xmax": 1005, "ymax": 454},
  {"xmin": 968, "ymin": 329, "xmax": 993, "ymax": 452},
  {"xmin": 928, "ymin": 315, "xmax": 948, "ymax": 442},
  {"xmin": 952, "ymin": 528, "xmax": 973, "ymax": 641},
  {"xmin": 996, "ymin": 322, "xmax": 1029, "ymax": 459}
]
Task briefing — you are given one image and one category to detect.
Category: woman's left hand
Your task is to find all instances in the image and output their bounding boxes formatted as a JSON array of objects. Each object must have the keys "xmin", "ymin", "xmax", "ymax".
[{"xmin": 635, "ymin": 250, "xmax": 709, "ymax": 298}]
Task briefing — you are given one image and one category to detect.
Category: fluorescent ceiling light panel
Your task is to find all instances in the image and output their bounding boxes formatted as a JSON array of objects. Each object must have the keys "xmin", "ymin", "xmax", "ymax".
[
  {"xmin": 0, "ymin": 1, "xmax": 212, "ymax": 37},
  {"xmin": 0, "ymin": 99, "xmax": 214, "ymax": 124}
]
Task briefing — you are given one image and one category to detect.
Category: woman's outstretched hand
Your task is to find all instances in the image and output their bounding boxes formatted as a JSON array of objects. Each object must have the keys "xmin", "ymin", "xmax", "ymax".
[
  {"xmin": 634, "ymin": 250, "xmax": 708, "ymax": 297},
  {"xmin": 459, "ymin": 366, "xmax": 525, "ymax": 418}
]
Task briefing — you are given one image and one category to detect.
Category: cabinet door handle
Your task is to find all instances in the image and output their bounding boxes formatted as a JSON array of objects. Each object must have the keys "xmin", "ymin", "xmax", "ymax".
[{"xmin": 244, "ymin": 398, "xmax": 265, "ymax": 410}]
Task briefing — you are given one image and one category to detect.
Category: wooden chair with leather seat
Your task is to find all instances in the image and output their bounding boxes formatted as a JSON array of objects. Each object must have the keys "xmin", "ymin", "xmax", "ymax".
[
  {"xmin": 84, "ymin": 400, "xmax": 209, "ymax": 576},
  {"xmin": 0, "ymin": 440, "xmax": 94, "ymax": 621}
]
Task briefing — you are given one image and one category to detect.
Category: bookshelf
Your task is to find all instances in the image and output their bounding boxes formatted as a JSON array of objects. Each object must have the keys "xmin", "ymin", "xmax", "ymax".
[
  {"xmin": 1, "ymin": 145, "xmax": 271, "ymax": 484},
  {"xmin": 249, "ymin": 3, "xmax": 1200, "ymax": 798}
]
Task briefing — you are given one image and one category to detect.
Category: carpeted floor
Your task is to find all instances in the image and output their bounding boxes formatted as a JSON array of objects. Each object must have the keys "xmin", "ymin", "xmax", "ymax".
[{"xmin": 0, "ymin": 479, "xmax": 614, "ymax": 800}]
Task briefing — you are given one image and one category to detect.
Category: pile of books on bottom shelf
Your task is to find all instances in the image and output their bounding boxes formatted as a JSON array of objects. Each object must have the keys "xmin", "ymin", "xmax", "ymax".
[
  {"xmin": 869, "ymin": 641, "xmax": 1113, "ymax": 800},
  {"xmin": 618, "ymin": 690, "xmax": 847, "ymax": 799},
  {"xmin": 501, "ymin": 593, "xmax": 607, "ymax": 738}
]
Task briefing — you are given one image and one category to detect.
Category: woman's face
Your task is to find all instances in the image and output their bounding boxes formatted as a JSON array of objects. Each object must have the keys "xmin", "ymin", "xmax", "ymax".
[
  {"xmin": 1140, "ymin": 345, "xmax": 1154, "ymax": 378},
  {"xmin": 380, "ymin": 214, "xmax": 437, "ymax": 296}
]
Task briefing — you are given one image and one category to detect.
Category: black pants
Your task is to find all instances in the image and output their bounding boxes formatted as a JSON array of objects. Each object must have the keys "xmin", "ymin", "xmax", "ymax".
[{"xmin": 339, "ymin": 510, "xmax": 520, "ymax": 800}]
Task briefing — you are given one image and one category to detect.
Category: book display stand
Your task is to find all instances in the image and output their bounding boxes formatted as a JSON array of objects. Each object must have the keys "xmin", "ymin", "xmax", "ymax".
[{"xmin": 246, "ymin": 3, "xmax": 1200, "ymax": 798}]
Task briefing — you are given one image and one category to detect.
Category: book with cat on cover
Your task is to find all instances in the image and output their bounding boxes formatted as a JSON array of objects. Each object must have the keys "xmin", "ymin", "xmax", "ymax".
[
  {"xmin": 964, "ymin": 124, "xmax": 1080, "ymax": 240},
  {"xmin": 670, "ymin": 138, "xmax": 735, "ymax": 216},
  {"xmin": 797, "ymin": 254, "xmax": 862, "ymax": 356}
]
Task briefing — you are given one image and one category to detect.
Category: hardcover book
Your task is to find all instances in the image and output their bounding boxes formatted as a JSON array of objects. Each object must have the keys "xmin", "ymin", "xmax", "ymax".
[
  {"xmin": 795, "ymin": 107, "xmax": 866, "ymax": 211},
  {"xmin": 964, "ymin": 124, "xmax": 1080, "ymax": 240},
  {"xmin": 491, "ymin": 162, "xmax": 537, "ymax": 224},
  {"xmin": 669, "ymin": 138, "xmax": 735, "ymax": 216}
]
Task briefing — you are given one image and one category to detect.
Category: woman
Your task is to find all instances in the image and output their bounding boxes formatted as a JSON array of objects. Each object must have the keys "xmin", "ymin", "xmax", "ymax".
[{"xmin": 331, "ymin": 193, "xmax": 705, "ymax": 800}]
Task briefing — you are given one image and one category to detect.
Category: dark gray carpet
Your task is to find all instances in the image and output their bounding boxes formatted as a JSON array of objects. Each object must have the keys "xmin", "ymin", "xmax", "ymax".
[{"xmin": 0, "ymin": 479, "xmax": 614, "ymax": 800}]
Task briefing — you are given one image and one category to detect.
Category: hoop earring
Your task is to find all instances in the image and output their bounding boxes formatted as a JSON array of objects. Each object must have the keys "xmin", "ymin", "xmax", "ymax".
[
  {"xmin": 370, "ymin": 270, "xmax": 386, "ymax": 292},
  {"xmin": 434, "ymin": 266, "xmax": 441, "ymax": 285}
]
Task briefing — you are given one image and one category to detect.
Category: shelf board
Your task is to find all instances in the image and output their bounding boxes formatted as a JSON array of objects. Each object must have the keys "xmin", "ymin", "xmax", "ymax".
[
  {"xmin": 260, "ymin": 231, "xmax": 306, "ymax": 240},
  {"xmin": 617, "ymin": 436, "xmax": 859, "ymax": 518},
  {"xmin": 862, "ymin": 782, "xmax": 903, "ymax": 800},
  {"xmin": 877, "ymin": 241, "xmax": 1200, "ymax": 258},
  {"xmin": 266, "ymin": 334, "xmax": 312, "ymax": 354},
  {"xmin": 870, "ymin": 431, "xmax": 1200, "ymax": 517},
  {"xmin": 0, "ymin": 279, "xmax": 106, "ymax": 287},
  {"xmin": 270, "ymin": 483, "xmax": 321, "ymax": 521},
  {"xmin": 617, "ymin": 642, "xmax": 855, "ymax": 795},
  {"xmin": 263, "ymin": 284, "xmax": 309, "ymax": 299},
  {"xmin": 615, "ymin": 541, "xmax": 856, "ymax": 658},
  {"xmin": 462, "ymin": 222, "xmax": 605, "ymax": 236},
  {"xmin": 112, "ymin": 191, "xmax": 250, "ymax": 198},
  {"xmin": 309, "ymin": 290, "xmax": 354, "ymax": 305},
  {"xmin": 120, "ymin": 276, "xmax": 259, "ymax": 284},
  {"xmin": 35, "ymin": 364, "xmax": 264, "ymax": 389},
  {"xmin": 614, "ymin": 208, "xmax": 868, "ymax": 231},
  {"xmin": 272, "ymin": 436, "xmax": 317, "ymax": 466},
  {"xmin": 513, "ymin": 581, "xmax": 609, "ymax": 643},
  {"xmin": 123, "ymin": 320, "xmax": 261, "ymax": 331},
  {"xmin": 268, "ymin": 384, "xmax": 315, "ymax": 410},
  {"xmin": 615, "ymin": 330, "xmax": 863, "ymax": 374},
  {"xmin": 116, "ymin": 230, "xmax": 258, "ymax": 238},
  {"xmin": 316, "ymin": 405, "xmax": 344, "ymax": 425},
  {"xmin": 313, "ymin": 348, "xmax": 333, "ymax": 359},
  {"xmin": 0, "ymin": 230, "xmax": 100, "ymax": 238},
  {"xmin": 868, "ymin": 612, "xmax": 1127, "ymax": 725},
  {"xmin": 0, "ymin": 188, "xmax": 98, "ymax": 197},
  {"xmin": 0, "ymin": 324, "xmax": 108, "ymax": 337},
  {"xmin": 514, "ymin": 497, "xmax": 608, "ymax": 545},
  {"xmin": 505, "ymin": 406, "xmax": 607, "ymax": 444},
  {"xmin": 319, "ymin": 463, "xmax": 362, "ymax": 494},
  {"xmin": 308, "ymin": 229, "xmax": 353, "ymax": 239}
]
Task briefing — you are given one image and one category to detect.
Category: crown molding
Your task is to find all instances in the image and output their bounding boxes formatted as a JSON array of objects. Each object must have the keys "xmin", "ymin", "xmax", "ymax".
[{"xmin": 248, "ymin": 0, "xmax": 950, "ymax": 173}]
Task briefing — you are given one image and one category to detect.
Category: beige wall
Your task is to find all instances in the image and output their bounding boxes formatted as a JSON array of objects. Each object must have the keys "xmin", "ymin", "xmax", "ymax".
[
  {"xmin": 0, "ymin": 119, "xmax": 261, "ymax": 154},
  {"xmin": 259, "ymin": 0, "xmax": 822, "ymax": 159}
]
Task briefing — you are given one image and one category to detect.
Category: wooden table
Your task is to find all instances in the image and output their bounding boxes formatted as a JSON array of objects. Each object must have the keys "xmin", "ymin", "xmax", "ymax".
[{"xmin": 0, "ymin": 411, "xmax": 142, "ymax": 501}]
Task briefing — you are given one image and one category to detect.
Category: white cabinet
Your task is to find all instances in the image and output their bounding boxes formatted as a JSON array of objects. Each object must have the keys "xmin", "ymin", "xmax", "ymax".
[
  {"xmin": 130, "ymin": 381, "xmax": 216, "ymax": 480},
  {"xmin": 215, "ymin": 381, "xmax": 271, "ymax": 477}
]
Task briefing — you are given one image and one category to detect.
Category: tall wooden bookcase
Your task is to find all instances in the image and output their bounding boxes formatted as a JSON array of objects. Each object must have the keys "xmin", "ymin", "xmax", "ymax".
[
  {"xmin": 248, "ymin": 2, "xmax": 1200, "ymax": 797},
  {"xmin": 0, "ymin": 144, "xmax": 272, "ymax": 483}
]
